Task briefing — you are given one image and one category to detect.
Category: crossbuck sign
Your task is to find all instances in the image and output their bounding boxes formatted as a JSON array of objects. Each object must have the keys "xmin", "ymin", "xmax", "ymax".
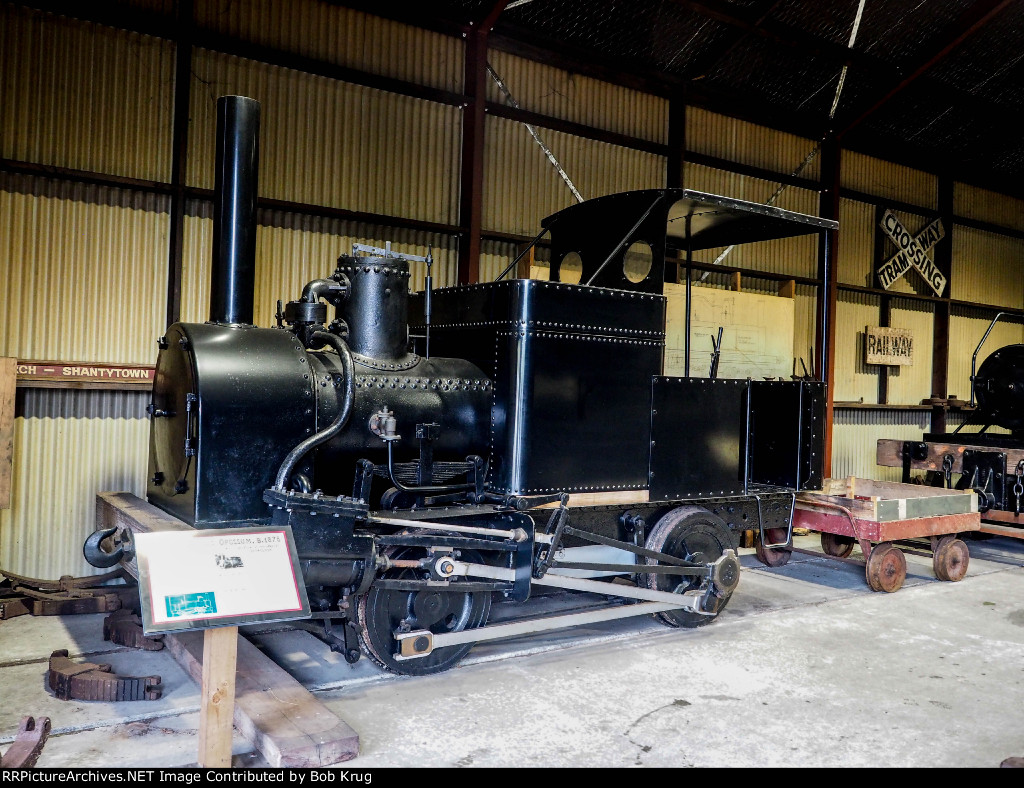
[{"xmin": 877, "ymin": 210, "xmax": 946, "ymax": 296}]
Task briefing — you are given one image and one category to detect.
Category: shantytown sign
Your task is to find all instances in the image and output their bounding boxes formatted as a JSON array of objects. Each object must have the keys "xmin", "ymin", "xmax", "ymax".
[{"xmin": 877, "ymin": 210, "xmax": 946, "ymax": 296}]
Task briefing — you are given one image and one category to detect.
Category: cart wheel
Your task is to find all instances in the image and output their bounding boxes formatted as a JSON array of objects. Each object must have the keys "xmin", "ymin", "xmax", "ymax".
[
  {"xmin": 865, "ymin": 542, "xmax": 906, "ymax": 593},
  {"xmin": 820, "ymin": 532, "xmax": 856, "ymax": 558},
  {"xmin": 754, "ymin": 528, "xmax": 792, "ymax": 567},
  {"xmin": 933, "ymin": 536, "xmax": 970, "ymax": 582}
]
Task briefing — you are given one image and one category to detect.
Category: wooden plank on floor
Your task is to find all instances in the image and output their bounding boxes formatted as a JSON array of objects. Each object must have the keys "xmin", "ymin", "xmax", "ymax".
[
  {"xmin": 167, "ymin": 630, "xmax": 359, "ymax": 767},
  {"xmin": 0, "ymin": 357, "xmax": 16, "ymax": 509},
  {"xmin": 978, "ymin": 522, "xmax": 1024, "ymax": 539},
  {"xmin": 96, "ymin": 492, "xmax": 360, "ymax": 767}
]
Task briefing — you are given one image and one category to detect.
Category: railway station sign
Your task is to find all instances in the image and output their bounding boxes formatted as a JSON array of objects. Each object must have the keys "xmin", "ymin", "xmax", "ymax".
[
  {"xmin": 15, "ymin": 360, "xmax": 155, "ymax": 389},
  {"xmin": 877, "ymin": 210, "xmax": 946, "ymax": 296},
  {"xmin": 135, "ymin": 526, "xmax": 310, "ymax": 634},
  {"xmin": 865, "ymin": 325, "xmax": 914, "ymax": 366}
]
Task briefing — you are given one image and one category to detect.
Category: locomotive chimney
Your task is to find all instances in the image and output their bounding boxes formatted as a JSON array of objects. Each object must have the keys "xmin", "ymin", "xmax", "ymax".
[{"xmin": 209, "ymin": 95, "xmax": 261, "ymax": 325}]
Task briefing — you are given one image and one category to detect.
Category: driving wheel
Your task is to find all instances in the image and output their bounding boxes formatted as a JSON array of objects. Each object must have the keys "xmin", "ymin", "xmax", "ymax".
[
  {"xmin": 357, "ymin": 546, "xmax": 490, "ymax": 675},
  {"xmin": 641, "ymin": 506, "xmax": 737, "ymax": 628}
]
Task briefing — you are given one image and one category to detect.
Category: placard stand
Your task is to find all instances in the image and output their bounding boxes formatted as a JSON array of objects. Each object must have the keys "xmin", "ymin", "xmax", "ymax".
[
  {"xmin": 198, "ymin": 626, "xmax": 239, "ymax": 767},
  {"xmin": 96, "ymin": 492, "xmax": 360, "ymax": 767}
]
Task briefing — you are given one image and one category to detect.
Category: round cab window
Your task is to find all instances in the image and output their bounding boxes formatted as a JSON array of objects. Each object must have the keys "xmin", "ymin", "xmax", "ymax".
[
  {"xmin": 559, "ymin": 251, "xmax": 583, "ymax": 284},
  {"xmin": 623, "ymin": 241, "xmax": 653, "ymax": 283}
]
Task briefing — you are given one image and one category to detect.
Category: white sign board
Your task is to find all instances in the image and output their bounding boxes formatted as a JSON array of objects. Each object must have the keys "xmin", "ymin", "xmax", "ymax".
[
  {"xmin": 136, "ymin": 526, "xmax": 310, "ymax": 634},
  {"xmin": 663, "ymin": 284, "xmax": 795, "ymax": 380},
  {"xmin": 877, "ymin": 210, "xmax": 946, "ymax": 296},
  {"xmin": 865, "ymin": 325, "xmax": 914, "ymax": 366}
]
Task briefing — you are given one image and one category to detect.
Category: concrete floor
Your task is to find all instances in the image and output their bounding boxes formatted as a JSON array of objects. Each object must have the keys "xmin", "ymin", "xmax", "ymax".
[{"xmin": 3, "ymin": 533, "xmax": 1023, "ymax": 768}]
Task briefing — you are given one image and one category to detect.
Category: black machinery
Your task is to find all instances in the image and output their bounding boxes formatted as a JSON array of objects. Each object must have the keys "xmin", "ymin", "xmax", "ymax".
[
  {"xmin": 886, "ymin": 312, "xmax": 1024, "ymax": 531},
  {"xmin": 85, "ymin": 96, "xmax": 835, "ymax": 674}
]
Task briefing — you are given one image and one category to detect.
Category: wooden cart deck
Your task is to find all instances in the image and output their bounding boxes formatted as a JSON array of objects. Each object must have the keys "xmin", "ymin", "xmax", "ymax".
[{"xmin": 753, "ymin": 478, "xmax": 980, "ymax": 592}]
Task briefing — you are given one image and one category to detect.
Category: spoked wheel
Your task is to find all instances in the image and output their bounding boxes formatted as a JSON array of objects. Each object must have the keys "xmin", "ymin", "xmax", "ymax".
[
  {"xmin": 641, "ymin": 506, "xmax": 737, "ymax": 628},
  {"xmin": 754, "ymin": 527, "xmax": 792, "ymax": 567},
  {"xmin": 865, "ymin": 542, "xmax": 906, "ymax": 593},
  {"xmin": 357, "ymin": 546, "xmax": 491, "ymax": 675},
  {"xmin": 821, "ymin": 532, "xmax": 856, "ymax": 558},
  {"xmin": 933, "ymin": 536, "xmax": 970, "ymax": 582}
]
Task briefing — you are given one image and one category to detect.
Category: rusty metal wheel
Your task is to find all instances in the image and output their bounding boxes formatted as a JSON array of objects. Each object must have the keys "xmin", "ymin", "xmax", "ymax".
[
  {"xmin": 820, "ymin": 532, "xmax": 855, "ymax": 558},
  {"xmin": 933, "ymin": 536, "xmax": 970, "ymax": 582},
  {"xmin": 865, "ymin": 542, "xmax": 906, "ymax": 593},
  {"xmin": 754, "ymin": 528, "xmax": 792, "ymax": 567}
]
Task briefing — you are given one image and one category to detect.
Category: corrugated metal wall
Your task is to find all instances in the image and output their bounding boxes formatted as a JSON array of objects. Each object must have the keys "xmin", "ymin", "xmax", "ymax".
[
  {"xmin": 954, "ymin": 182, "xmax": 1024, "ymax": 232},
  {"xmin": 832, "ymin": 408, "xmax": 931, "ymax": 482},
  {"xmin": 187, "ymin": 49, "xmax": 461, "ymax": 226},
  {"xmin": 888, "ymin": 297, "xmax": 934, "ymax": 405},
  {"xmin": 193, "ymin": 0, "xmax": 464, "ymax": 93},
  {"xmin": 482, "ymin": 116, "xmax": 666, "ymax": 236},
  {"xmin": 686, "ymin": 107, "xmax": 821, "ymax": 182},
  {"xmin": 487, "ymin": 50, "xmax": 667, "ymax": 142},
  {"xmin": 837, "ymin": 197, "xmax": 874, "ymax": 286},
  {"xmin": 0, "ymin": 390, "xmax": 150, "ymax": 578},
  {"xmin": 0, "ymin": 4, "xmax": 175, "ymax": 180},
  {"xmin": 840, "ymin": 149, "xmax": 937, "ymax": 208},
  {"xmin": 951, "ymin": 224, "xmax": 1024, "ymax": 307},
  {"xmin": 0, "ymin": 175, "xmax": 169, "ymax": 363},
  {"xmin": 833, "ymin": 290, "xmax": 881, "ymax": 404}
]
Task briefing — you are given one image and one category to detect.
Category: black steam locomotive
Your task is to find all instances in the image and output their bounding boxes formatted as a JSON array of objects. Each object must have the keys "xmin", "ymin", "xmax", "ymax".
[{"xmin": 86, "ymin": 97, "xmax": 835, "ymax": 674}]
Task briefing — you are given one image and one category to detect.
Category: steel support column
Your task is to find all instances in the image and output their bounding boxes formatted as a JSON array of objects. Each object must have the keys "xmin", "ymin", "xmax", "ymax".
[
  {"xmin": 873, "ymin": 204, "xmax": 889, "ymax": 405},
  {"xmin": 816, "ymin": 134, "xmax": 840, "ymax": 475},
  {"xmin": 931, "ymin": 176, "xmax": 954, "ymax": 433},
  {"xmin": 457, "ymin": 3, "xmax": 510, "ymax": 284},
  {"xmin": 457, "ymin": 29, "xmax": 487, "ymax": 285},
  {"xmin": 667, "ymin": 87, "xmax": 686, "ymax": 190}
]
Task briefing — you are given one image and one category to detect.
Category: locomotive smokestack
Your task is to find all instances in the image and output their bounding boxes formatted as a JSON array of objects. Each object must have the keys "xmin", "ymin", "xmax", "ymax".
[{"xmin": 210, "ymin": 95, "xmax": 261, "ymax": 325}]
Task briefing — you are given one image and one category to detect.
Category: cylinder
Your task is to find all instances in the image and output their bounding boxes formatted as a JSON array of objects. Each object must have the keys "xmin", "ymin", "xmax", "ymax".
[
  {"xmin": 334, "ymin": 255, "xmax": 412, "ymax": 360},
  {"xmin": 210, "ymin": 96, "xmax": 261, "ymax": 325}
]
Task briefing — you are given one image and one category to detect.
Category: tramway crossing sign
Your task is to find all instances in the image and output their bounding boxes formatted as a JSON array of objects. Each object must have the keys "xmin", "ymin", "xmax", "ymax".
[{"xmin": 877, "ymin": 210, "xmax": 946, "ymax": 296}]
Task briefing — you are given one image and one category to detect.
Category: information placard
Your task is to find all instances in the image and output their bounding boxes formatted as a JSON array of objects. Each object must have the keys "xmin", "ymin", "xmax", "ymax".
[{"xmin": 135, "ymin": 526, "xmax": 310, "ymax": 634}]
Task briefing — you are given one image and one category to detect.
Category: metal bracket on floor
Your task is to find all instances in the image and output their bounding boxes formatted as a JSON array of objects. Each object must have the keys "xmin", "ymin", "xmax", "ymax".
[
  {"xmin": 0, "ymin": 717, "xmax": 51, "ymax": 768},
  {"xmin": 47, "ymin": 649, "xmax": 163, "ymax": 702},
  {"xmin": 103, "ymin": 609, "xmax": 165, "ymax": 651}
]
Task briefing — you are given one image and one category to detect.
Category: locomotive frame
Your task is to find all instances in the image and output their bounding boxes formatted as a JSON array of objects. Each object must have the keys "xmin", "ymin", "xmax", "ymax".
[{"xmin": 85, "ymin": 96, "xmax": 837, "ymax": 675}]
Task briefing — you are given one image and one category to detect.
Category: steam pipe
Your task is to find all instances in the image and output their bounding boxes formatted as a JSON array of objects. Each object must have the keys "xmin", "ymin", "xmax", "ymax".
[
  {"xmin": 301, "ymin": 277, "xmax": 349, "ymax": 305},
  {"xmin": 273, "ymin": 331, "xmax": 355, "ymax": 490},
  {"xmin": 210, "ymin": 95, "xmax": 261, "ymax": 325}
]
